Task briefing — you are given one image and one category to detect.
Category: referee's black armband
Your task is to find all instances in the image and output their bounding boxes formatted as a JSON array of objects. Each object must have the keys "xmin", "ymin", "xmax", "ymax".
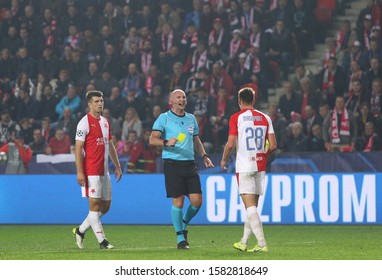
[{"xmin": 202, "ymin": 153, "xmax": 209, "ymax": 159}]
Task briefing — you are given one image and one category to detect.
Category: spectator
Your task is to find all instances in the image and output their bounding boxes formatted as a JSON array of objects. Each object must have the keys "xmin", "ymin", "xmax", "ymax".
[
  {"xmin": 285, "ymin": 121, "xmax": 308, "ymax": 152},
  {"xmin": 102, "ymin": 107, "xmax": 121, "ymax": 137},
  {"xmin": 316, "ymin": 56, "xmax": 346, "ymax": 109},
  {"xmin": 94, "ymin": 70, "xmax": 119, "ymax": 98},
  {"xmin": 267, "ymin": 103, "xmax": 288, "ymax": 152},
  {"xmin": 14, "ymin": 71, "xmax": 35, "ymax": 98},
  {"xmin": 64, "ymin": 24, "xmax": 82, "ymax": 51},
  {"xmin": 185, "ymin": 67, "xmax": 207, "ymax": 96},
  {"xmin": 184, "ymin": 40, "xmax": 208, "ymax": 74},
  {"xmin": 228, "ymin": 29, "xmax": 246, "ymax": 61},
  {"xmin": 99, "ymin": 25, "xmax": 119, "ymax": 52},
  {"xmin": 299, "ymin": 77, "xmax": 322, "ymax": 115},
  {"xmin": 266, "ymin": 19, "xmax": 293, "ymax": 81},
  {"xmin": 336, "ymin": 19, "xmax": 352, "ymax": 53},
  {"xmin": 39, "ymin": 84, "xmax": 59, "ymax": 122},
  {"xmin": 292, "ymin": 63, "xmax": 317, "ymax": 93},
  {"xmin": 356, "ymin": 121, "xmax": 381, "ymax": 151},
  {"xmin": 111, "ymin": 132, "xmax": 125, "ymax": 156},
  {"xmin": 345, "ymin": 80, "xmax": 366, "ymax": 116},
  {"xmin": 127, "ymin": 128, "xmax": 158, "ymax": 173},
  {"xmin": 53, "ymin": 68, "xmax": 72, "ymax": 98},
  {"xmin": 77, "ymin": 61, "xmax": 100, "ymax": 90},
  {"xmin": 308, "ymin": 124, "xmax": 326, "ymax": 152},
  {"xmin": 0, "ymin": 110, "xmax": 20, "ymax": 147},
  {"xmin": 356, "ymin": 0, "xmax": 374, "ymax": 33},
  {"xmin": 17, "ymin": 27, "xmax": 38, "ymax": 59},
  {"xmin": 367, "ymin": 57, "xmax": 382, "ymax": 92},
  {"xmin": 270, "ymin": 0, "xmax": 293, "ymax": 30},
  {"xmin": 29, "ymin": 128, "xmax": 47, "ymax": 155},
  {"xmin": 122, "ymin": 130, "xmax": 138, "ymax": 156},
  {"xmin": 200, "ymin": 2, "xmax": 219, "ymax": 38},
  {"xmin": 156, "ymin": 2, "xmax": 181, "ymax": 34},
  {"xmin": 20, "ymin": 4, "xmax": 41, "ymax": 38},
  {"xmin": 0, "ymin": 131, "xmax": 32, "ymax": 174},
  {"xmin": 195, "ymin": 110, "xmax": 214, "ymax": 153},
  {"xmin": 56, "ymin": 107, "xmax": 77, "ymax": 144},
  {"xmin": 291, "ymin": 0, "xmax": 314, "ymax": 57},
  {"xmin": 357, "ymin": 14, "xmax": 372, "ymax": 50},
  {"xmin": 45, "ymin": 129, "xmax": 71, "ymax": 155},
  {"xmin": 187, "ymin": 87, "xmax": 214, "ymax": 117},
  {"xmin": 168, "ymin": 61, "xmax": 188, "ymax": 93},
  {"xmin": 79, "ymin": 28, "xmax": 101, "ymax": 63},
  {"xmin": 155, "ymin": 23, "xmax": 179, "ymax": 61},
  {"xmin": 18, "ymin": 118, "xmax": 33, "ymax": 144},
  {"xmin": 323, "ymin": 96, "xmax": 357, "ymax": 152},
  {"xmin": 183, "ymin": 0, "xmax": 203, "ymax": 31},
  {"xmin": 82, "ymin": 5, "xmax": 99, "ymax": 34},
  {"xmin": 121, "ymin": 107, "xmax": 142, "ymax": 141},
  {"xmin": 104, "ymin": 86, "xmax": 125, "ymax": 120},
  {"xmin": 40, "ymin": 117, "xmax": 55, "ymax": 142},
  {"xmin": 55, "ymin": 85, "xmax": 81, "ymax": 120},
  {"xmin": 160, "ymin": 45, "xmax": 185, "ymax": 78},
  {"xmin": 101, "ymin": 44, "xmax": 123, "ymax": 80},
  {"xmin": 16, "ymin": 47, "xmax": 36, "ymax": 79},
  {"xmin": 342, "ymin": 41, "xmax": 365, "ymax": 78},
  {"xmin": 1, "ymin": 91, "xmax": 18, "ymax": 121},
  {"xmin": 205, "ymin": 62, "xmax": 234, "ymax": 98},
  {"xmin": 361, "ymin": 38, "xmax": 382, "ymax": 70},
  {"xmin": 205, "ymin": 42, "xmax": 227, "ymax": 72},
  {"xmin": 37, "ymin": 46, "xmax": 59, "ymax": 79},
  {"xmin": 120, "ymin": 62, "xmax": 144, "ymax": 97},
  {"xmin": 208, "ymin": 17, "xmax": 230, "ymax": 55},
  {"xmin": 16, "ymin": 88, "xmax": 39, "ymax": 123},
  {"xmin": 59, "ymin": 5, "xmax": 82, "ymax": 40},
  {"xmin": 180, "ymin": 21, "xmax": 200, "ymax": 55},
  {"xmin": 0, "ymin": 48, "xmax": 16, "ymax": 93},
  {"xmin": 302, "ymin": 105, "xmax": 322, "ymax": 138},
  {"xmin": 100, "ymin": 1, "xmax": 121, "ymax": 35},
  {"xmin": 66, "ymin": 49, "xmax": 86, "ymax": 85},
  {"xmin": 139, "ymin": 40, "xmax": 159, "ymax": 78},
  {"xmin": 2, "ymin": 25, "xmax": 20, "ymax": 57},
  {"xmin": 277, "ymin": 81, "xmax": 302, "ymax": 122},
  {"xmin": 369, "ymin": 78, "xmax": 382, "ymax": 119},
  {"xmin": 136, "ymin": 5, "xmax": 157, "ymax": 33}
]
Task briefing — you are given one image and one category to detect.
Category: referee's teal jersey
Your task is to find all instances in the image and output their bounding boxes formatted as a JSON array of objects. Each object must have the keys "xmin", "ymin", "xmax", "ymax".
[{"xmin": 152, "ymin": 110, "xmax": 199, "ymax": 160}]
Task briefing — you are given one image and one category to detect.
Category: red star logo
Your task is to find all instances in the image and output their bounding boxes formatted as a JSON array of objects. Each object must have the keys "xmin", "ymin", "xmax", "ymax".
[{"xmin": 91, "ymin": 189, "xmax": 96, "ymax": 194}]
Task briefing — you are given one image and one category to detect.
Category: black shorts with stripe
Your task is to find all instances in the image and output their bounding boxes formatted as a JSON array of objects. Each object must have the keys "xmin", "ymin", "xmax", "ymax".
[{"xmin": 163, "ymin": 159, "xmax": 202, "ymax": 198}]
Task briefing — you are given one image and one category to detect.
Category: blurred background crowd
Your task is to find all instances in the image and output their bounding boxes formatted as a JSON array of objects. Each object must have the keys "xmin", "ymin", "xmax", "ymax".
[{"xmin": 0, "ymin": 0, "xmax": 381, "ymax": 174}]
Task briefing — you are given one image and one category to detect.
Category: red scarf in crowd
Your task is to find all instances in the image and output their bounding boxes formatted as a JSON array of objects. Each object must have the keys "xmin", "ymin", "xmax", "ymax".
[
  {"xmin": 331, "ymin": 108, "xmax": 350, "ymax": 144},
  {"xmin": 181, "ymin": 31, "xmax": 198, "ymax": 49},
  {"xmin": 208, "ymin": 28, "xmax": 224, "ymax": 46},
  {"xmin": 190, "ymin": 50, "xmax": 207, "ymax": 73},
  {"xmin": 141, "ymin": 52, "xmax": 152, "ymax": 76},
  {"xmin": 364, "ymin": 134, "xmax": 374, "ymax": 152},
  {"xmin": 161, "ymin": 31, "xmax": 173, "ymax": 52},
  {"xmin": 229, "ymin": 38, "xmax": 242, "ymax": 58},
  {"xmin": 322, "ymin": 68, "xmax": 335, "ymax": 90}
]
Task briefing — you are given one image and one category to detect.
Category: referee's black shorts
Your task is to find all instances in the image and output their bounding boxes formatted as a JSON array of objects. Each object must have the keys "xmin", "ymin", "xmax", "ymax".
[{"xmin": 163, "ymin": 159, "xmax": 202, "ymax": 198}]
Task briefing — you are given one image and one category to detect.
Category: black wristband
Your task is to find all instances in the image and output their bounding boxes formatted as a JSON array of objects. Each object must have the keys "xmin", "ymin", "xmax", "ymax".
[
  {"xmin": 202, "ymin": 153, "xmax": 209, "ymax": 159},
  {"xmin": 163, "ymin": 140, "xmax": 168, "ymax": 147}
]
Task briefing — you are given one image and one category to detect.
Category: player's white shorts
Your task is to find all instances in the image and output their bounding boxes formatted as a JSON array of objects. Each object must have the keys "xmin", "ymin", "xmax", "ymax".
[
  {"xmin": 82, "ymin": 175, "xmax": 112, "ymax": 200},
  {"xmin": 236, "ymin": 171, "xmax": 265, "ymax": 195}
]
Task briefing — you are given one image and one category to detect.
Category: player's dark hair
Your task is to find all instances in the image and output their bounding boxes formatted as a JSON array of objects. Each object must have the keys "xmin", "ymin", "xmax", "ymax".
[
  {"xmin": 238, "ymin": 87, "xmax": 254, "ymax": 104},
  {"xmin": 86, "ymin": 90, "xmax": 103, "ymax": 101}
]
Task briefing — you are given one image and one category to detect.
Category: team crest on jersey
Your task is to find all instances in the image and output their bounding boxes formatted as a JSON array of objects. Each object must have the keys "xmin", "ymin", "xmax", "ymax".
[
  {"xmin": 104, "ymin": 123, "xmax": 108, "ymax": 128},
  {"xmin": 77, "ymin": 130, "xmax": 83, "ymax": 137},
  {"xmin": 187, "ymin": 126, "xmax": 194, "ymax": 134}
]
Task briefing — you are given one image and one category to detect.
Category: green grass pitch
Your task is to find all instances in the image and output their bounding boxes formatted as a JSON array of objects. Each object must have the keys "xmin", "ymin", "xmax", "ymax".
[{"xmin": 0, "ymin": 225, "xmax": 381, "ymax": 260}]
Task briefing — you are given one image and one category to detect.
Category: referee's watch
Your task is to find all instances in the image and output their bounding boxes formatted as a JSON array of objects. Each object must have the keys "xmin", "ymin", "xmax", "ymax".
[{"xmin": 202, "ymin": 153, "xmax": 209, "ymax": 159}]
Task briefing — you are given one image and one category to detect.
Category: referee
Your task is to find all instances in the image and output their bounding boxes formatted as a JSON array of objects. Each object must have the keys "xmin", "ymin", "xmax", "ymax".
[{"xmin": 149, "ymin": 89, "xmax": 214, "ymax": 249}]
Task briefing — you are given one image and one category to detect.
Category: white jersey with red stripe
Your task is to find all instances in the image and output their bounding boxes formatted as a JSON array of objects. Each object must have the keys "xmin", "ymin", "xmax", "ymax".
[
  {"xmin": 75, "ymin": 114, "xmax": 112, "ymax": 176},
  {"xmin": 229, "ymin": 108, "xmax": 274, "ymax": 172}
]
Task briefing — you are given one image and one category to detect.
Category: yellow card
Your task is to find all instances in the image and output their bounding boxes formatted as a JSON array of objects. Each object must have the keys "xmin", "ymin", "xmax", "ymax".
[{"xmin": 177, "ymin": 132, "xmax": 186, "ymax": 143}]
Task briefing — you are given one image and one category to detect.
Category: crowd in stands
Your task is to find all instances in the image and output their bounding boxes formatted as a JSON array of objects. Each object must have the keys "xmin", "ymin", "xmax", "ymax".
[{"xmin": 0, "ymin": 0, "xmax": 381, "ymax": 174}]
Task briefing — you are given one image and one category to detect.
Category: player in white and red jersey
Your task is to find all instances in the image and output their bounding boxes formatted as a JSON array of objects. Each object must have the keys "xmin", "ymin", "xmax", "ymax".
[
  {"xmin": 72, "ymin": 90, "xmax": 122, "ymax": 250},
  {"xmin": 221, "ymin": 87, "xmax": 276, "ymax": 253}
]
